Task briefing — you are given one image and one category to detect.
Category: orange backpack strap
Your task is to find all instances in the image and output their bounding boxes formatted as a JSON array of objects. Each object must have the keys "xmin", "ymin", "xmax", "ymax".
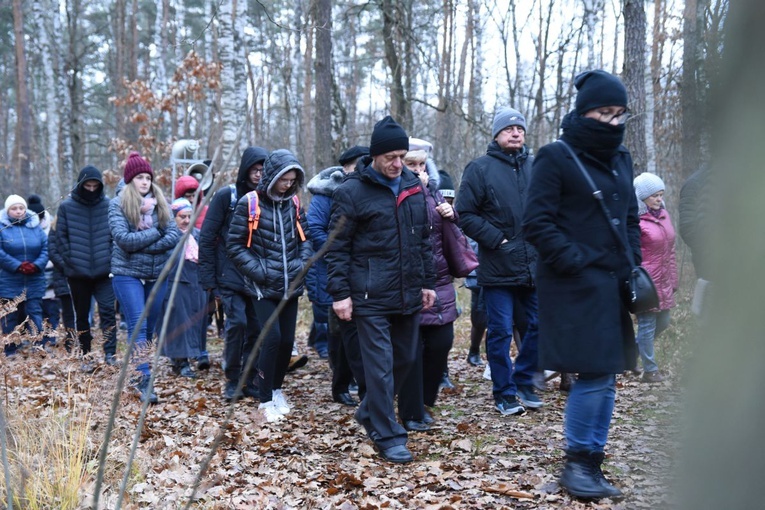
[
  {"xmin": 246, "ymin": 192, "xmax": 261, "ymax": 248},
  {"xmin": 292, "ymin": 195, "xmax": 306, "ymax": 242}
]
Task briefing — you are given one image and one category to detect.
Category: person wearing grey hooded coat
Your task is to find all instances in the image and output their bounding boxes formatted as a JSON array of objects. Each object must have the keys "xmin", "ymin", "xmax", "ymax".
[{"xmin": 227, "ymin": 149, "xmax": 312, "ymax": 421}]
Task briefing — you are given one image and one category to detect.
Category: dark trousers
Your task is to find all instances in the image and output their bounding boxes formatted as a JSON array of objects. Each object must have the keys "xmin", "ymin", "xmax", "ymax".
[
  {"xmin": 58, "ymin": 294, "xmax": 76, "ymax": 349},
  {"xmin": 328, "ymin": 307, "xmax": 366, "ymax": 399},
  {"xmin": 399, "ymin": 322, "xmax": 454, "ymax": 420},
  {"xmin": 41, "ymin": 297, "xmax": 60, "ymax": 345},
  {"xmin": 220, "ymin": 290, "xmax": 260, "ymax": 385},
  {"xmin": 252, "ymin": 297, "xmax": 299, "ymax": 403},
  {"xmin": 68, "ymin": 276, "xmax": 117, "ymax": 356},
  {"xmin": 354, "ymin": 313, "xmax": 419, "ymax": 449}
]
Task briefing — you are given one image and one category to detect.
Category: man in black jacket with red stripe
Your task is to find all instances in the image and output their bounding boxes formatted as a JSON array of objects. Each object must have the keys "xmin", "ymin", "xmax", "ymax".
[{"xmin": 326, "ymin": 116, "xmax": 436, "ymax": 464}]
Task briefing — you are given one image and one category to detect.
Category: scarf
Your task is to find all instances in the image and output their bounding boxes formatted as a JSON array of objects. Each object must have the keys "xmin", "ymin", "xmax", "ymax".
[
  {"xmin": 138, "ymin": 195, "xmax": 156, "ymax": 231},
  {"xmin": 179, "ymin": 227, "xmax": 199, "ymax": 263},
  {"xmin": 560, "ymin": 111, "xmax": 626, "ymax": 162}
]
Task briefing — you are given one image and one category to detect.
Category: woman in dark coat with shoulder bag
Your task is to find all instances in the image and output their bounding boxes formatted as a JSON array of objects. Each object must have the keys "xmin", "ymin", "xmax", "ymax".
[{"xmin": 523, "ymin": 70, "xmax": 640, "ymax": 500}]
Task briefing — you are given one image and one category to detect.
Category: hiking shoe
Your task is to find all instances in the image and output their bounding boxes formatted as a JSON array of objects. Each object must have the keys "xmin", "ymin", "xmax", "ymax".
[
  {"xmin": 287, "ymin": 354, "xmax": 308, "ymax": 372},
  {"xmin": 259, "ymin": 401, "xmax": 284, "ymax": 422},
  {"xmin": 272, "ymin": 389, "xmax": 291, "ymax": 414},
  {"xmin": 104, "ymin": 354, "xmax": 119, "ymax": 367},
  {"xmin": 517, "ymin": 384, "xmax": 544, "ymax": 409},
  {"xmin": 196, "ymin": 355, "xmax": 211, "ymax": 371},
  {"xmin": 641, "ymin": 371, "xmax": 665, "ymax": 383},
  {"xmin": 467, "ymin": 352, "xmax": 484, "ymax": 366},
  {"xmin": 495, "ymin": 395, "xmax": 525, "ymax": 416},
  {"xmin": 135, "ymin": 375, "xmax": 158, "ymax": 405},
  {"xmin": 223, "ymin": 381, "xmax": 241, "ymax": 402},
  {"xmin": 439, "ymin": 373, "xmax": 455, "ymax": 390},
  {"xmin": 483, "ymin": 365, "xmax": 492, "ymax": 381}
]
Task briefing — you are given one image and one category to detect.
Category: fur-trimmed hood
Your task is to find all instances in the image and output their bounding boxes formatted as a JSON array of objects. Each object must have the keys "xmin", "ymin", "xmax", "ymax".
[
  {"xmin": 307, "ymin": 166, "xmax": 346, "ymax": 197},
  {"xmin": 0, "ymin": 209, "xmax": 40, "ymax": 229}
]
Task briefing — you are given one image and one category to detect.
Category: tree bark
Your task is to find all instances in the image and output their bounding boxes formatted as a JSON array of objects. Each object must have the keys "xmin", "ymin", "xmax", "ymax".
[
  {"xmin": 623, "ymin": 0, "xmax": 648, "ymax": 175},
  {"xmin": 12, "ymin": 0, "xmax": 33, "ymax": 194},
  {"xmin": 681, "ymin": 0, "xmax": 702, "ymax": 178},
  {"xmin": 381, "ymin": 0, "xmax": 410, "ymax": 127},
  {"xmin": 314, "ymin": 0, "xmax": 334, "ymax": 172}
]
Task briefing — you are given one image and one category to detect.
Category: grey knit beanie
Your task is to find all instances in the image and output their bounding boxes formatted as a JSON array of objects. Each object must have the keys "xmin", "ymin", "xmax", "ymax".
[
  {"xmin": 492, "ymin": 107, "xmax": 527, "ymax": 139},
  {"xmin": 634, "ymin": 172, "xmax": 665, "ymax": 201}
]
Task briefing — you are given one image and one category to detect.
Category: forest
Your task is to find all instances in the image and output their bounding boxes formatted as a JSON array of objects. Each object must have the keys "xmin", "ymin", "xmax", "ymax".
[{"xmin": 1, "ymin": 0, "xmax": 726, "ymax": 206}]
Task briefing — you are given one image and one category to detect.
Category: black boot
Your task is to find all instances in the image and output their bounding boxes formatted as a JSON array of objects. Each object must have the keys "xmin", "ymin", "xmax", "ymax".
[
  {"xmin": 560, "ymin": 450, "xmax": 610, "ymax": 499},
  {"xmin": 135, "ymin": 375, "xmax": 159, "ymax": 405},
  {"xmin": 589, "ymin": 451, "xmax": 623, "ymax": 498}
]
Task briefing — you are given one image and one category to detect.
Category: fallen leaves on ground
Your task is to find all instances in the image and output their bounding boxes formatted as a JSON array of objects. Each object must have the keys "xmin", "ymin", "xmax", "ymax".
[{"xmin": 0, "ymin": 328, "xmax": 682, "ymax": 510}]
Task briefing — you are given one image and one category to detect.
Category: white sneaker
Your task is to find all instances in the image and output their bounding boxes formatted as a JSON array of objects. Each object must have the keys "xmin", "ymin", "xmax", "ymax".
[
  {"xmin": 272, "ymin": 389, "xmax": 291, "ymax": 415},
  {"xmin": 258, "ymin": 401, "xmax": 284, "ymax": 422},
  {"xmin": 483, "ymin": 365, "xmax": 492, "ymax": 381}
]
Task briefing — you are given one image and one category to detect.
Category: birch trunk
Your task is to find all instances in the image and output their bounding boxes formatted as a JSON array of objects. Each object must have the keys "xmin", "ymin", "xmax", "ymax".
[
  {"xmin": 217, "ymin": 0, "xmax": 246, "ymax": 174},
  {"xmin": 36, "ymin": 0, "xmax": 62, "ymax": 196}
]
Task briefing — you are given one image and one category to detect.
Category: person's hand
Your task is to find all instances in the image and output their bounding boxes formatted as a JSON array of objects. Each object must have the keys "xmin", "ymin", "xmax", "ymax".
[
  {"xmin": 422, "ymin": 289, "xmax": 436, "ymax": 309},
  {"xmin": 333, "ymin": 297, "xmax": 353, "ymax": 321},
  {"xmin": 435, "ymin": 202, "xmax": 455, "ymax": 220},
  {"xmin": 19, "ymin": 261, "xmax": 37, "ymax": 274}
]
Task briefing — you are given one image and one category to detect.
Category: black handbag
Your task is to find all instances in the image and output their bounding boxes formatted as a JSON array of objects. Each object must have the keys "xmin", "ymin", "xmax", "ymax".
[{"xmin": 557, "ymin": 140, "xmax": 659, "ymax": 314}]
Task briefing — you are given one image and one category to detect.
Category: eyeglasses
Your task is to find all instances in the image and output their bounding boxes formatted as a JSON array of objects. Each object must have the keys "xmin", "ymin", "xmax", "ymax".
[{"xmin": 598, "ymin": 109, "xmax": 632, "ymax": 125}]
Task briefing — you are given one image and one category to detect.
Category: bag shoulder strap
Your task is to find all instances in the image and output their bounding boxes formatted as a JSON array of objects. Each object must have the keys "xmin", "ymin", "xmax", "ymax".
[
  {"xmin": 556, "ymin": 139, "xmax": 636, "ymax": 268},
  {"xmin": 291, "ymin": 195, "xmax": 306, "ymax": 242},
  {"xmin": 246, "ymin": 191, "xmax": 261, "ymax": 248}
]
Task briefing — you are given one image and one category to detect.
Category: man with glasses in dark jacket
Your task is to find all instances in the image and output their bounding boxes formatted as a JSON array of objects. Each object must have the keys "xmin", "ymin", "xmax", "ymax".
[{"xmin": 455, "ymin": 107, "xmax": 543, "ymax": 416}]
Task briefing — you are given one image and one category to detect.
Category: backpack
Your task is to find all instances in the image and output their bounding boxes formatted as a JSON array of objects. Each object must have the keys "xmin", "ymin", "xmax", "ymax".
[{"xmin": 244, "ymin": 191, "xmax": 306, "ymax": 248}]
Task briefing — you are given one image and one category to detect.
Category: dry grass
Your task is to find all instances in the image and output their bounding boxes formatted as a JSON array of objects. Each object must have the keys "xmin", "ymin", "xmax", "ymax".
[{"xmin": 1, "ymin": 375, "xmax": 96, "ymax": 509}]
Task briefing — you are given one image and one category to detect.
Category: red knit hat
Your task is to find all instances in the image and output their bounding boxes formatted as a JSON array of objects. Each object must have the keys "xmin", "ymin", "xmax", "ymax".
[{"xmin": 123, "ymin": 152, "xmax": 153, "ymax": 184}]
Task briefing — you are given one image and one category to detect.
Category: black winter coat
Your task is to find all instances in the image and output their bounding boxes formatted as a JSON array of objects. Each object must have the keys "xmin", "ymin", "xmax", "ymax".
[
  {"xmin": 52, "ymin": 168, "xmax": 112, "ymax": 279},
  {"xmin": 326, "ymin": 158, "xmax": 436, "ymax": 316},
  {"xmin": 198, "ymin": 146, "xmax": 268, "ymax": 293},
  {"xmin": 522, "ymin": 140, "xmax": 641, "ymax": 374},
  {"xmin": 455, "ymin": 142, "xmax": 538, "ymax": 287},
  {"xmin": 226, "ymin": 149, "xmax": 312, "ymax": 300}
]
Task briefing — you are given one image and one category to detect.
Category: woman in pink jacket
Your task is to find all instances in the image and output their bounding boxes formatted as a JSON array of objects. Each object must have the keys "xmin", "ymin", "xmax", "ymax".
[{"xmin": 633, "ymin": 173, "xmax": 678, "ymax": 383}]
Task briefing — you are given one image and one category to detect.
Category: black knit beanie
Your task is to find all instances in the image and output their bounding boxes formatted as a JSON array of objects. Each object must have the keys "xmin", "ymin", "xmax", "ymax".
[
  {"xmin": 27, "ymin": 194, "xmax": 45, "ymax": 219},
  {"xmin": 369, "ymin": 116, "xmax": 409, "ymax": 157},
  {"xmin": 338, "ymin": 145, "xmax": 369, "ymax": 166},
  {"xmin": 574, "ymin": 70, "xmax": 628, "ymax": 115}
]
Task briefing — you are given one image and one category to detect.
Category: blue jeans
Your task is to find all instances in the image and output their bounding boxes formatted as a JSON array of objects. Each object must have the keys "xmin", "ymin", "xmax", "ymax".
[
  {"xmin": 483, "ymin": 286, "xmax": 539, "ymax": 400},
  {"xmin": 565, "ymin": 374, "xmax": 616, "ymax": 452},
  {"xmin": 636, "ymin": 310, "xmax": 671, "ymax": 373},
  {"xmin": 112, "ymin": 276, "xmax": 167, "ymax": 376}
]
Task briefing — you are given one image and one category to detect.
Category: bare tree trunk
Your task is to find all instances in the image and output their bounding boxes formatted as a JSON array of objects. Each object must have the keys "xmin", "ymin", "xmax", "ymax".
[
  {"xmin": 301, "ymin": 5, "xmax": 315, "ymax": 171},
  {"xmin": 12, "ymin": 0, "xmax": 33, "ymax": 194},
  {"xmin": 623, "ymin": 0, "xmax": 648, "ymax": 175},
  {"xmin": 681, "ymin": 0, "xmax": 704, "ymax": 178},
  {"xmin": 217, "ymin": 0, "xmax": 246, "ymax": 174},
  {"xmin": 36, "ymin": 0, "xmax": 62, "ymax": 196},
  {"xmin": 314, "ymin": 0, "xmax": 334, "ymax": 172},
  {"xmin": 381, "ymin": 0, "xmax": 409, "ymax": 127}
]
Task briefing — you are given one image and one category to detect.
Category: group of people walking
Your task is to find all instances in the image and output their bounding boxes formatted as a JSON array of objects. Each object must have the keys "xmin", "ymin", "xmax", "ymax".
[{"xmin": 0, "ymin": 68, "xmax": 688, "ymax": 501}]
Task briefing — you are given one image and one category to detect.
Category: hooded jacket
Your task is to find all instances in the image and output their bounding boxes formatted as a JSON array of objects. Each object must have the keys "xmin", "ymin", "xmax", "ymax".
[
  {"xmin": 305, "ymin": 166, "xmax": 346, "ymax": 306},
  {"xmin": 0, "ymin": 210, "xmax": 48, "ymax": 299},
  {"xmin": 50, "ymin": 166, "xmax": 113, "ymax": 279},
  {"xmin": 455, "ymin": 141, "xmax": 538, "ymax": 287},
  {"xmin": 325, "ymin": 156, "xmax": 436, "ymax": 316},
  {"xmin": 227, "ymin": 149, "xmax": 312, "ymax": 300},
  {"xmin": 198, "ymin": 146, "xmax": 268, "ymax": 292}
]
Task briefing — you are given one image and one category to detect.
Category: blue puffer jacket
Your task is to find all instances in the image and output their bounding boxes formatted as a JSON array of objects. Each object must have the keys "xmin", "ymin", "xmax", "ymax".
[
  {"xmin": 108, "ymin": 195, "xmax": 181, "ymax": 279},
  {"xmin": 0, "ymin": 210, "xmax": 48, "ymax": 299},
  {"xmin": 306, "ymin": 166, "xmax": 346, "ymax": 307}
]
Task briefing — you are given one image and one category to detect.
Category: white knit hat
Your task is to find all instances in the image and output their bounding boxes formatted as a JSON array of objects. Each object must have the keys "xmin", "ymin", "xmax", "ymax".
[
  {"xmin": 5, "ymin": 195, "xmax": 26, "ymax": 212},
  {"xmin": 633, "ymin": 173, "xmax": 665, "ymax": 215},
  {"xmin": 633, "ymin": 172, "xmax": 665, "ymax": 201}
]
